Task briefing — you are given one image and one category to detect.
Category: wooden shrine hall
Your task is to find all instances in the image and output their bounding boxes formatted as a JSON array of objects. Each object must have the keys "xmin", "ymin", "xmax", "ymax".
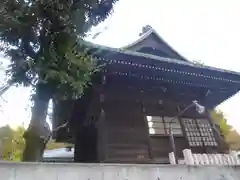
[{"xmin": 52, "ymin": 25, "xmax": 240, "ymax": 164}]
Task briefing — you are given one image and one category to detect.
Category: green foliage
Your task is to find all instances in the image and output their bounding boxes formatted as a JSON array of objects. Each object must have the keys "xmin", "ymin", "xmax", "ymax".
[
  {"xmin": 225, "ymin": 130, "xmax": 240, "ymax": 150},
  {"xmin": 0, "ymin": 0, "xmax": 118, "ymax": 99},
  {"xmin": 0, "ymin": 125, "xmax": 72, "ymax": 161},
  {"xmin": 0, "ymin": 125, "xmax": 25, "ymax": 161},
  {"xmin": 210, "ymin": 109, "xmax": 240, "ymax": 150},
  {"xmin": 210, "ymin": 109, "xmax": 232, "ymax": 137}
]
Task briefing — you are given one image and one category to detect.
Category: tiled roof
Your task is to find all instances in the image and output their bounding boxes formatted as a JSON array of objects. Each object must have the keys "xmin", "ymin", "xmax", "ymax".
[{"xmin": 82, "ymin": 40, "xmax": 240, "ymax": 77}]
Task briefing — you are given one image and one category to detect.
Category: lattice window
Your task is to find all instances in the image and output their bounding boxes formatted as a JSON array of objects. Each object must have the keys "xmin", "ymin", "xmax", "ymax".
[
  {"xmin": 183, "ymin": 118, "xmax": 203, "ymax": 147},
  {"xmin": 147, "ymin": 116, "xmax": 165, "ymax": 135},
  {"xmin": 196, "ymin": 119, "xmax": 217, "ymax": 146},
  {"xmin": 146, "ymin": 116, "xmax": 182, "ymax": 135},
  {"xmin": 183, "ymin": 118, "xmax": 217, "ymax": 147},
  {"xmin": 164, "ymin": 117, "xmax": 183, "ymax": 135}
]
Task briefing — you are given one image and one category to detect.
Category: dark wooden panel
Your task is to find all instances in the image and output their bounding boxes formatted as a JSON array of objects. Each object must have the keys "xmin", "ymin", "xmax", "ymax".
[
  {"xmin": 52, "ymin": 100, "xmax": 74, "ymax": 132},
  {"xmin": 103, "ymin": 94, "xmax": 151, "ymax": 162},
  {"xmin": 105, "ymin": 116, "xmax": 145, "ymax": 127},
  {"xmin": 150, "ymin": 136, "xmax": 188, "ymax": 158},
  {"xmin": 74, "ymin": 89, "xmax": 101, "ymax": 162},
  {"xmin": 107, "ymin": 133, "xmax": 148, "ymax": 144},
  {"xmin": 106, "ymin": 141, "xmax": 149, "ymax": 161},
  {"xmin": 107, "ymin": 144, "xmax": 149, "ymax": 158}
]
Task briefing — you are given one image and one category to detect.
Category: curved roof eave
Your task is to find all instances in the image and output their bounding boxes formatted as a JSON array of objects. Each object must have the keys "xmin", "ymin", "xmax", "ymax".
[{"xmin": 83, "ymin": 41, "xmax": 240, "ymax": 77}]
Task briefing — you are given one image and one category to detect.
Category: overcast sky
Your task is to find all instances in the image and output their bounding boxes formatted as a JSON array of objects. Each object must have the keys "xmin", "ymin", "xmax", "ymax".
[{"xmin": 1, "ymin": 0, "xmax": 240, "ymax": 131}]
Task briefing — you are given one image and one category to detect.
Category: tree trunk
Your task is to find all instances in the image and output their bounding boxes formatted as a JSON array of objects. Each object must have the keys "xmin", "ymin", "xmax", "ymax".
[
  {"xmin": 0, "ymin": 83, "xmax": 12, "ymax": 96},
  {"xmin": 22, "ymin": 84, "xmax": 51, "ymax": 162}
]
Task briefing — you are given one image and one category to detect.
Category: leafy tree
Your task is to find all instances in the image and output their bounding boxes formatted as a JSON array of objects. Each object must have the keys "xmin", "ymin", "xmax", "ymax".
[
  {"xmin": 209, "ymin": 109, "xmax": 240, "ymax": 151},
  {"xmin": 0, "ymin": 0, "xmax": 118, "ymax": 161},
  {"xmin": 225, "ymin": 130, "xmax": 240, "ymax": 150},
  {"xmin": 0, "ymin": 125, "xmax": 25, "ymax": 161},
  {"xmin": 210, "ymin": 110, "xmax": 232, "ymax": 137},
  {"xmin": 211, "ymin": 110, "xmax": 230, "ymax": 150},
  {"xmin": 0, "ymin": 125, "xmax": 69, "ymax": 161},
  {"xmin": 0, "ymin": 61, "xmax": 10, "ymax": 96}
]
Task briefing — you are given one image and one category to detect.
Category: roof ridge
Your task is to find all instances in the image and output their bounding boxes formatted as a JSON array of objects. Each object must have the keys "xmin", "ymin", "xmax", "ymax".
[
  {"xmin": 120, "ymin": 26, "xmax": 189, "ymax": 62},
  {"xmin": 121, "ymin": 27, "xmax": 154, "ymax": 49}
]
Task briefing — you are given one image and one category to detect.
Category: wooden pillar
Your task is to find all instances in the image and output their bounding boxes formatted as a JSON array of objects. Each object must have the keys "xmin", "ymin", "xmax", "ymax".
[
  {"xmin": 97, "ymin": 109, "xmax": 107, "ymax": 162},
  {"xmin": 97, "ymin": 74, "xmax": 108, "ymax": 162},
  {"xmin": 140, "ymin": 91, "xmax": 152, "ymax": 160},
  {"xmin": 176, "ymin": 106, "xmax": 189, "ymax": 146},
  {"xmin": 74, "ymin": 86, "xmax": 96, "ymax": 162}
]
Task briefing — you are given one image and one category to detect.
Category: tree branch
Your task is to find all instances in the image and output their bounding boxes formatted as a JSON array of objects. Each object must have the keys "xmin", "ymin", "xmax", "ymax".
[{"xmin": 22, "ymin": 38, "xmax": 37, "ymax": 59}]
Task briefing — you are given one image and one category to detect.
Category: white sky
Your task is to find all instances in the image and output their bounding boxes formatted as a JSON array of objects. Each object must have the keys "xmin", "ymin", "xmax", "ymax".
[{"xmin": 0, "ymin": 0, "xmax": 240, "ymax": 131}]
